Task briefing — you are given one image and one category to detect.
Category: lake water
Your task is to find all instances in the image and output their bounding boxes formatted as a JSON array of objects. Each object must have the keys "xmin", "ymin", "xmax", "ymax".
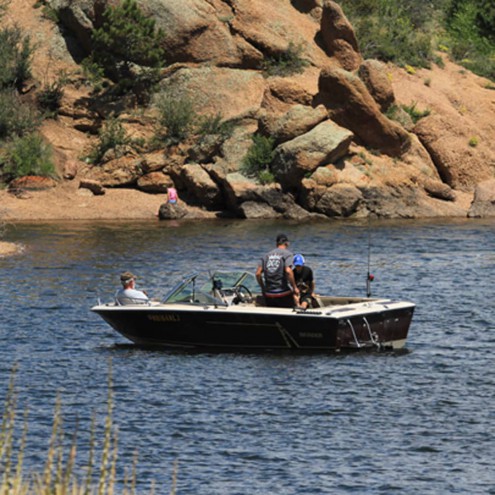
[{"xmin": 0, "ymin": 218, "xmax": 494, "ymax": 494}]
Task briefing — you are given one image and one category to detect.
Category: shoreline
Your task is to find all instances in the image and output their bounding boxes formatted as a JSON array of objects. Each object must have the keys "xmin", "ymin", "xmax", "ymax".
[
  {"xmin": 0, "ymin": 185, "xmax": 226, "ymax": 222},
  {"xmin": 0, "ymin": 182, "xmax": 487, "ymax": 224}
]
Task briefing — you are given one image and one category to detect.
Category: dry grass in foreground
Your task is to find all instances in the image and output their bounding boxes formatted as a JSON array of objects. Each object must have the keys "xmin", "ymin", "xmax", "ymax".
[{"xmin": 1, "ymin": 365, "xmax": 177, "ymax": 495}]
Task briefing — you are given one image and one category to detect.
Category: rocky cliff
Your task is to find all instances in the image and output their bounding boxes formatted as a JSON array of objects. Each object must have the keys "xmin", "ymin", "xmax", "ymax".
[{"xmin": 2, "ymin": 0, "xmax": 495, "ymax": 220}]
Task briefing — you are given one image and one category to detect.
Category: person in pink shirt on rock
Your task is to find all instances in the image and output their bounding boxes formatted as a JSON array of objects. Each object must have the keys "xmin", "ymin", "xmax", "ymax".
[{"xmin": 167, "ymin": 187, "xmax": 178, "ymax": 204}]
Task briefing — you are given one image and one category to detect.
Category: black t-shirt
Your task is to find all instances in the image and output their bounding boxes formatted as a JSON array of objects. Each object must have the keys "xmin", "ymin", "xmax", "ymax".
[
  {"xmin": 294, "ymin": 266, "xmax": 313, "ymax": 295},
  {"xmin": 261, "ymin": 247, "xmax": 293, "ymax": 293}
]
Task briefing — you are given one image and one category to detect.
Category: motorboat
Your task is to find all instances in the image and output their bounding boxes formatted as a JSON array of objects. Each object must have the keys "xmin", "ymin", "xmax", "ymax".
[{"xmin": 91, "ymin": 271, "xmax": 415, "ymax": 351}]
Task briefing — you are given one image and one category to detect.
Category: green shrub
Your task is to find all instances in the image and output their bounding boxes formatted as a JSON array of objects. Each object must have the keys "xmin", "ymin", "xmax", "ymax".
[
  {"xmin": 401, "ymin": 102, "xmax": 431, "ymax": 123},
  {"xmin": 154, "ymin": 89, "xmax": 196, "ymax": 144},
  {"xmin": 475, "ymin": 0, "xmax": 495, "ymax": 43},
  {"xmin": 87, "ymin": 117, "xmax": 131, "ymax": 164},
  {"xmin": 448, "ymin": 3, "xmax": 490, "ymax": 60},
  {"xmin": 468, "ymin": 136, "xmax": 479, "ymax": 147},
  {"xmin": 37, "ymin": 75, "xmax": 67, "ymax": 117},
  {"xmin": 1, "ymin": 133, "xmax": 55, "ymax": 180},
  {"xmin": 0, "ymin": 89, "xmax": 40, "ymax": 139},
  {"xmin": 258, "ymin": 169, "xmax": 276, "ymax": 185},
  {"xmin": 81, "ymin": 56, "xmax": 107, "ymax": 93},
  {"xmin": 241, "ymin": 134, "xmax": 276, "ymax": 183},
  {"xmin": 385, "ymin": 104, "xmax": 413, "ymax": 128},
  {"xmin": 440, "ymin": 1, "xmax": 495, "ymax": 79},
  {"xmin": 338, "ymin": 0, "xmax": 438, "ymax": 68},
  {"xmin": 42, "ymin": 4, "xmax": 60, "ymax": 23},
  {"xmin": 197, "ymin": 113, "xmax": 234, "ymax": 139},
  {"xmin": 0, "ymin": 26, "xmax": 33, "ymax": 90},
  {"xmin": 263, "ymin": 42, "xmax": 309, "ymax": 77}
]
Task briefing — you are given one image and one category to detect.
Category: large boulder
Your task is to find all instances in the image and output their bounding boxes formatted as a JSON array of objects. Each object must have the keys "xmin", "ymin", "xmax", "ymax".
[
  {"xmin": 160, "ymin": 67, "xmax": 266, "ymax": 121},
  {"xmin": 414, "ymin": 114, "xmax": 494, "ymax": 191},
  {"xmin": 317, "ymin": 66, "xmax": 411, "ymax": 156},
  {"xmin": 360, "ymin": 184, "xmax": 464, "ymax": 218},
  {"xmin": 217, "ymin": 120, "xmax": 259, "ymax": 171},
  {"xmin": 157, "ymin": 202, "xmax": 188, "ymax": 219},
  {"xmin": 8, "ymin": 176, "xmax": 58, "ymax": 192},
  {"xmin": 187, "ymin": 134, "xmax": 224, "ymax": 164},
  {"xmin": 422, "ymin": 178, "xmax": 456, "ymax": 202},
  {"xmin": 221, "ymin": 172, "xmax": 263, "ymax": 209},
  {"xmin": 52, "ymin": 0, "xmax": 259, "ymax": 66},
  {"xmin": 87, "ymin": 156, "xmax": 145, "ymax": 187},
  {"xmin": 313, "ymin": 183, "xmax": 363, "ymax": 217},
  {"xmin": 253, "ymin": 186, "xmax": 315, "ymax": 219},
  {"xmin": 219, "ymin": 173, "xmax": 311, "ymax": 218},
  {"xmin": 52, "ymin": 0, "xmax": 334, "ymax": 69},
  {"xmin": 62, "ymin": 159, "xmax": 80, "ymax": 180},
  {"xmin": 229, "ymin": 0, "xmax": 325, "ymax": 66},
  {"xmin": 136, "ymin": 172, "xmax": 173, "ymax": 193},
  {"xmin": 468, "ymin": 179, "xmax": 495, "ymax": 218},
  {"xmin": 259, "ymin": 104, "xmax": 328, "ymax": 144},
  {"xmin": 235, "ymin": 181, "xmax": 316, "ymax": 219},
  {"xmin": 79, "ymin": 179, "xmax": 105, "ymax": 195},
  {"xmin": 145, "ymin": 0, "xmax": 260, "ymax": 66},
  {"xmin": 238, "ymin": 201, "xmax": 281, "ymax": 219},
  {"xmin": 265, "ymin": 75, "xmax": 318, "ymax": 108},
  {"xmin": 141, "ymin": 152, "xmax": 168, "ymax": 173},
  {"xmin": 310, "ymin": 160, "xmax": 369, "ymax": 188},
  {"xmin": 358, "ymin": 59, "xmax": 395, "ymax": 112},
  {"xmin": 180, "ymin": 164, "xmax": 223, "ymax": 209},
  {"xmin": 52, "ymin": 0, "xmax": 100, "ymax": 53},
  {"xmin": 271, "ymin": 120, "xmax": 353, "ymax": 189},
  {"xmin": 319, "ymin": 0, "xmax": 362, "ymax": 71},
  {"xmin": 308, "ymin": 165, "xmax": 339, "ymax": 187}
]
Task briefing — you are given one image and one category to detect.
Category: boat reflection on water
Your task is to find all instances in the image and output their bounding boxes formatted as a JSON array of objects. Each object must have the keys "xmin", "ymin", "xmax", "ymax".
[{"xmin": 92, "ymin": 271, "xmax": 415, "ymax": 352}]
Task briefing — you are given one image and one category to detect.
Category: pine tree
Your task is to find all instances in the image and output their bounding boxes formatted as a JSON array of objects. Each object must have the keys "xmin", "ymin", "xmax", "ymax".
[{"xmin": 91, "ymin": 0, "xmax": 165, "ymax": 98}]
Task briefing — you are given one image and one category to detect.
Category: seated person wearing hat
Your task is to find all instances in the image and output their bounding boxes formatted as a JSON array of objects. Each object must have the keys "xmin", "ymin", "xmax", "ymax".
[
  {"xmin": 293, "ymin": 254, "xmax": 315, "ymax": 310},
  {"xmin": 116, "ymin": 271, "xmax": 149, "ymax": 305}
]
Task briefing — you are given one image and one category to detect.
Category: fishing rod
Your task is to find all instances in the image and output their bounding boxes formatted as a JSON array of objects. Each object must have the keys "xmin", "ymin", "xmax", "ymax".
[{"xmin": 366, "ymin": 215, "xmax": 374, "ymax": 298}]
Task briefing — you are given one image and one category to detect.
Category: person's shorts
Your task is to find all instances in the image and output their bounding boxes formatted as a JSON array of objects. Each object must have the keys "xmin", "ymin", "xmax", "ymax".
[{"xmin": 300, "ymin": 293, "xmax": 313, "ymax": 306}]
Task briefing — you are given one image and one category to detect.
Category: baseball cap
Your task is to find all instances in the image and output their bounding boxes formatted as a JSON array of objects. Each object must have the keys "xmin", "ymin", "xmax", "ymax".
[
  {"xmin": 293, "ymin": 254, "xmax": 305, "ymax": 266},
  {"xmin": 120, "ymin": 271, "xmax": 136, "ymax": 282},
  {"xmin": 276, "ymin": 233, "xmax": 289, "ymax": 245}
]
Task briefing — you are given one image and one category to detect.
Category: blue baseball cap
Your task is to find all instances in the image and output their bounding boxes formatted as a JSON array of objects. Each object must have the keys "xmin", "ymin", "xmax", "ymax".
[{"xmin": 293, "ymin": 254, "xmax": 305, "ymax": 266}]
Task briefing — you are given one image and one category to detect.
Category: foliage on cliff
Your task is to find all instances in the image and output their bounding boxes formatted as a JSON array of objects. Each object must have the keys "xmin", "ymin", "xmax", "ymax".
[
  {"xmin": 0, "ymin": 1, "xmax": 55, "ymax": 181},
  {"xmin": 91, "ymin": 0, "xmax": 165, "ymax": 101},
  {"xmin": 339, "ymin": 0, "xmax": 495, "ymax": 79}
]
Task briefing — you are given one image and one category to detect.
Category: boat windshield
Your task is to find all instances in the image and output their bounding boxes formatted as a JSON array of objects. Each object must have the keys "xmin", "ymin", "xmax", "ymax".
[
  {"xmin": 200, "ymin": 271, "xmax": 258, "ymax": 294},
  {"xmin": 162, "ymin": 271, "xmax": 258, "ymax": 305}
]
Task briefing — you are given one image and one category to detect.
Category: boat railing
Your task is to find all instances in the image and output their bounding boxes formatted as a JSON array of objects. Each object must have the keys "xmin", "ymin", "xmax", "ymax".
[
  {"xmin": 114, "ymin": 297, "xmax": 153, "ymax": 306},
  {"xmin": 316, "ymin": 295, "xmax": 378, "ymax": 307}
]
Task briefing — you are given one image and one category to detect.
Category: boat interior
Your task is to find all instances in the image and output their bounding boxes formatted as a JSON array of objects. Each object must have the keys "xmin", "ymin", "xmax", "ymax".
[{"xmin": 112, "ymin": 271, "xmax": 380, "ymax": 309}]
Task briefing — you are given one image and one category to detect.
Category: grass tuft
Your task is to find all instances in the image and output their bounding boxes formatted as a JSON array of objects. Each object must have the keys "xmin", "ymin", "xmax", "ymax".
[{"xmin": 1, "ymin": 363, "xmax": 178, "ymax": 494}]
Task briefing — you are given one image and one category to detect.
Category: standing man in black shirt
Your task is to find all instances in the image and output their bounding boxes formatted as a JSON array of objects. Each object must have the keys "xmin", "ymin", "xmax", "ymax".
[{"xmin": 256, "ymin": 233, "xmax": 299, "ymax": 308}]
